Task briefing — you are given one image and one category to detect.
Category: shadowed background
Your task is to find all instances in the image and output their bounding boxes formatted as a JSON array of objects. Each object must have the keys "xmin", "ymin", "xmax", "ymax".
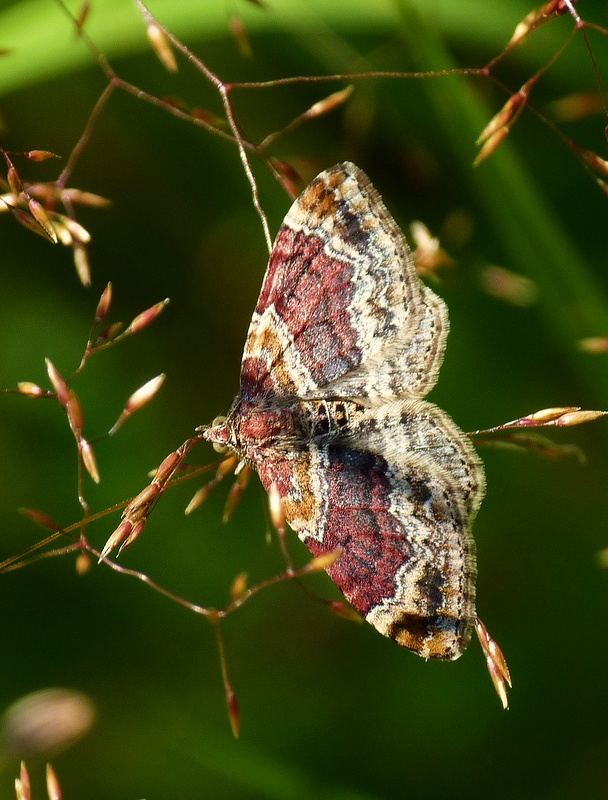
[{"xmin": 1, "ymin": 0, "xmax": 608, "ymax": 797}]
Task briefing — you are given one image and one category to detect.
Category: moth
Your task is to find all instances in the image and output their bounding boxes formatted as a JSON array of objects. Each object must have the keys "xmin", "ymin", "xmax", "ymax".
[{"xmin": 204, "ymin": 162, "xmax": 485, "ymax": 662}]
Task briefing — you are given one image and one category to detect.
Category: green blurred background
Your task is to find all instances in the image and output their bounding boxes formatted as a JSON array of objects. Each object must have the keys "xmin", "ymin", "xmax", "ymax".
[{"xmin": 1, "ymin": 0, "xmax": 608, "ymax": 797}]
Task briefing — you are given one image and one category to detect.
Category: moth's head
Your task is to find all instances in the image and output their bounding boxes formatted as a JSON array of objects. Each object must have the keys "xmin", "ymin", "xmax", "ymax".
[{"xmin": 200, "ymin": 415, "xmax": 232, "ymax": 454}]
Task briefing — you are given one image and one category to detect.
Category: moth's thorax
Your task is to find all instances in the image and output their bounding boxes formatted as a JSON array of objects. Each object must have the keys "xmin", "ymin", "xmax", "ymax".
[
  {"xmin": 222, "ymin": 396, "xmax": 365, "ymax": 463},
  {"xmin": 234, "ymin": 401, "xmax": 299, "ymax": 455}
]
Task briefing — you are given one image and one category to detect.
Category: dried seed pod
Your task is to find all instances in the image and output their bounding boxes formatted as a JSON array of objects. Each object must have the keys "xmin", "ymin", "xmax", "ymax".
[
  {"xmin": 17, "ymin": 381, "xmax": 46, "ymax": 398},
  {"xmin": 223, "ymin": 464, "xmax": 252, "ymax": 523},
  {"xmin": 477, "ymin": 91, "xmax": 526, "ymax": 146},
  {"xmin": 191, "ymin": 108, "xmax": 227, "ymax": 129},
  {"xmin": 95, "ymin": 282, "xmax": 113, "ymax": 323},
  {"xmin": 66, "ymin": 391, "xmax": 85, "ymax": 436},
  {"xmin": 28, "ymin": 199, "xmax": 58, "ymax": 242},
  {"xmin": 185, "ymin": 484, "xmax": 214, "ymax": 515},
  {"xmin": 26, "ymin": 149, "xmax": 60, "ymax": 162},
  {"xmin": 153, "ymin": 451, "xmax": 182, "ymax": 485},
  {"xmin": 15, "ymin": 762, "xmax": 31, "ymax": 800},
  {"xmin": 46, "ymin": 764, "xmax": 62, "ymax": 800},
  {"xmin": 305, "ymin": 86, "xmax": 354, "ymax": 120},
  {"xmin": 62, "ymin": 188, "xmax": 111, "ymax": 207},
  {"xmin": 73, "ymin": 244, "xmax": 91, "ymax": 286},
  {"xmin": 229, "ymin": 15, "xmax": 253, "ymax": 59},
  {"xmin": 12, "ymin": 207, "xmax": 51, "ymax": 240},
  {"xmin": 268, "ymin": 482, "xmax": 285, "ymax": 535},
  {"xmin": 305, "ymin": 546, "xmax": 343, "ymax": 572},
  {"xmin": 126, "ymin": 374, "xmax": 166, "ymax": 414},
  {"xmin": 124, "ymin": 299, "xmax": 170, "ymax": 335},
  {"xmin": 80, "ymin": 439, "xmax": 100, "ymax": 484},
  {"xmin": 75, "ymin": 551, "xmax": 91, "ymax": 575},
  {"xmin": 226, "ymin": 687, "xmax": 240, "ymax": 739},
  {"xmin": 99, "ymin": 520, "xmax": 132, "ymax": 561},
  {"xmin": 45, "ymin": 359, "xmax": 70, "ymax": 406},
  {"xmin": 479, "ymin": 265, "xmax": 538, "ymax": 307},
  {"xmin": 556, "ymin": 409, "xmax": 608, "ymax": 426},
  {"xmin": 527, "ymin": 406, "xmax": 578, "ymax": 423},
  {"xmin": 147, "ymin": 22, "xmax": 178, "ymax": 72},
  {"xmin": 328, "ymin": 601, "xmax": 363, "ymax": 623},
  {"xmin": 579, "ymin": 148, "xmax": 608, "ymax": 180},
  {"xmin": 109, "ymin": 374, "xmax": 166, "ymax": 434},
  {"xmin": 230, "ymin": 572, "xmax": 248, "ymax": 601},
  {"xmin": 63, "ymin": 216, "xmax": 91, "ymax": 243},
  {"xmin": 578, "ymin": 336, "xmax": 608, "ymax": 353},
  {"xmin": 19, "ymin": 508, "xmax": 60, "ymax": 531},
  {"xmin": 125, "ymin": 482, "xmax": 161, "ymax": 516},
  {"xmin": 473, "ymin": 126, "xmax": 509, "ymax": 167},
  {"xmin": 475, "ymin": 617, "xmax": 511, "ymax": 710},
  {"xmin": 7, "ymin": 164, "xmax": 22, "ymax": 195},
  {"xmin": 271, "ymin": 158, "xmax": 303, "ymax": 200}
]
